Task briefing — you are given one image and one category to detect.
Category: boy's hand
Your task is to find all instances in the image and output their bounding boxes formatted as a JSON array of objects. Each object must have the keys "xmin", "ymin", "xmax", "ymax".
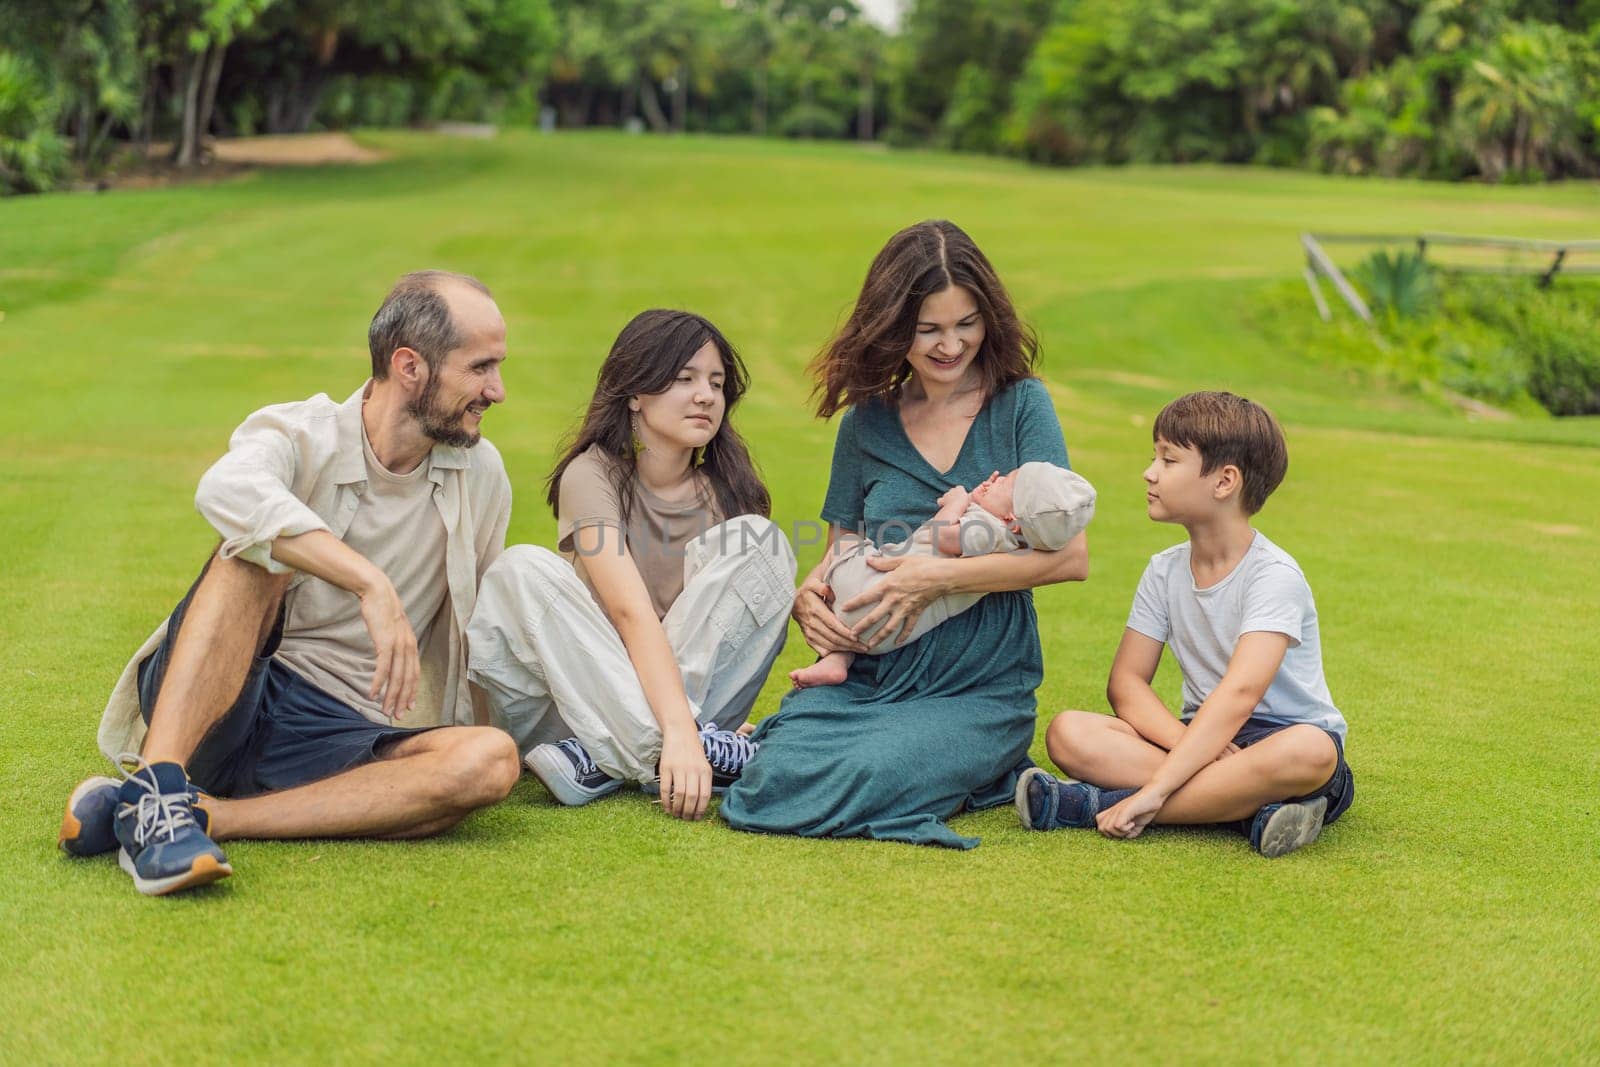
[{"xmin": 1096, "ymin": 786, "xmax": 1166, "ymax": 839}]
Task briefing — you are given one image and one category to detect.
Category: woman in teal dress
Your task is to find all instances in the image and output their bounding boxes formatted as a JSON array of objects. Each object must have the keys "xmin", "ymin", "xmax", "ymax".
[{"xmin": 721, "ymin": 221, "xmax": 1089, "ymax": 848}]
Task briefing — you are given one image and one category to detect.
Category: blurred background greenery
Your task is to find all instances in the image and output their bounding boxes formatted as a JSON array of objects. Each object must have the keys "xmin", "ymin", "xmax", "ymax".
[{"xmin": 5, "ymin": 0, "xmax": 1600, "ymax": 196}]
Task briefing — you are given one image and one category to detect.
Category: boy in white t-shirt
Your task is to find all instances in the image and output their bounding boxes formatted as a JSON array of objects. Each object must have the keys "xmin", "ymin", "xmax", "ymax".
[{"xmin": 1016, "ymin": 391, "xmax": 1353, "ymax": 857}]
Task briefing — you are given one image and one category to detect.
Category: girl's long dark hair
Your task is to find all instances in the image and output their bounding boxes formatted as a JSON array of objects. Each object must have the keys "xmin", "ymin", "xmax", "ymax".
[
  {"xmin": 810, "ymin": 219, "xmax": 1039, "ymax": 418},
  {"xmin": 547, "ymin": 309, "xmax": 771, "ymax": 524}
]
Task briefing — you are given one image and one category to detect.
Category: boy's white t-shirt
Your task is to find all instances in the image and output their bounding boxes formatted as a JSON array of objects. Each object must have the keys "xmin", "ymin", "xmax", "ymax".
[{"xmin": 1125, "ymin": 531, "xmax": 1347, "ymax": 739}]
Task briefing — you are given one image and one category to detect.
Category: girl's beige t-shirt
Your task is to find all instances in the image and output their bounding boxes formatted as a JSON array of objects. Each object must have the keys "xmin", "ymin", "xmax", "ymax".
[{"xmin": 557, "ymin": 445, "xmax": 724, "ymax": 620}]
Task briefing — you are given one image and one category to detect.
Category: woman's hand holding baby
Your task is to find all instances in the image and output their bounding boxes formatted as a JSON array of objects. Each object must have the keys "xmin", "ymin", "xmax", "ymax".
[
  {"xmin": 843, "ymin": 554, "xmax": 952, "ymax": 648},
  {"xmin": 793, "ymin": 568, "xmax": 870, "ymax": 656}
]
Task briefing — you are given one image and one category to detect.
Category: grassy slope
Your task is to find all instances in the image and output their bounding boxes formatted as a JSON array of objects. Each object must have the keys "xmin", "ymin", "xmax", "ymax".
[{"xmin": 1, "ymin": 132, "xmax": 1596, "ymax": 1063}]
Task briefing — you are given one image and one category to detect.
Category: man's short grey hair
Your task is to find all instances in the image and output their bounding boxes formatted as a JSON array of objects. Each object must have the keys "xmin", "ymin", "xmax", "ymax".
[{"xmin": 368, "ymin": 270, "xmax": 492, "ymax": 379}]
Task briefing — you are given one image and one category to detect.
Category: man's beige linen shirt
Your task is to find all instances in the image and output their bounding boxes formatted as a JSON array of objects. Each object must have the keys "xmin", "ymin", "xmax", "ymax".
[{"xmin": 97, "ymin": 382, "xmax": 512, "ymax": 762}]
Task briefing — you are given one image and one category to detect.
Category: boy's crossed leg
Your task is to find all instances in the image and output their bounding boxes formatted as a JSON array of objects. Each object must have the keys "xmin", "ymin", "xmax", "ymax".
[
  {"xmin": 1045, "ymin": 711, "xmax": 1337, "ymax": 825},
  {"xmin": 1018, "ymin": 711, "xmax": 1346, "ymax": 857}
]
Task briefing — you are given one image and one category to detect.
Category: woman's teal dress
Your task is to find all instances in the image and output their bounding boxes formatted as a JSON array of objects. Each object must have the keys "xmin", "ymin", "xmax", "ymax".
[{"xmin": 721, "ymin": 378, "xmax": 1072, "ymax": 848}]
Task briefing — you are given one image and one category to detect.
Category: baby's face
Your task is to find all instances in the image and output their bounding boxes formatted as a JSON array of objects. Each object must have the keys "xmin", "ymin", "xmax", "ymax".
[{"xmin": 970, "ymin": 469, "xmax": 1019, "ymax": 520}]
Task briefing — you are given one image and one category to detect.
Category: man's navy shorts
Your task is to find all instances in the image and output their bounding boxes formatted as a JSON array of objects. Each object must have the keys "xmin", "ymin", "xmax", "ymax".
[{"xmin": 137, "ymin": 563, "xmax": 433, "ymax": 798}]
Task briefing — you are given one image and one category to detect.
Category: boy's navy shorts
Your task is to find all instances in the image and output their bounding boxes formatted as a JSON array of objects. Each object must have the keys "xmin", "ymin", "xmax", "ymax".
[
  {"xmin": 136, "ymin": 564, "xmax": 435, "ymax": 798},
  {"xmin": 1229, "ymin": 715, "xmax": 1354, "ymax": 824}
]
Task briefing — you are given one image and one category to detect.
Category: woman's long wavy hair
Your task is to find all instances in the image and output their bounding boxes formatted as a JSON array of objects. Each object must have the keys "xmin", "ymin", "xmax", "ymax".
[
  {"xmin": 809, "ymin": 220, "xmax": 1039, "ymax": 418},
  {"xmin": 546, "ymin": 309, "xmax": 771, "ymax": 524}
]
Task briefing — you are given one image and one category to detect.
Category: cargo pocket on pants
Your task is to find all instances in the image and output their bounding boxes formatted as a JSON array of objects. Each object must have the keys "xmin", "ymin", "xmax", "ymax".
[{"xmin": 711, "ymin": 555, "xmax": 786, "ymax": 648}]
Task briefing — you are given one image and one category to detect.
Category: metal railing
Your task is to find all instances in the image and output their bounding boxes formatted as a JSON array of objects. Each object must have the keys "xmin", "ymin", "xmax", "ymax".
[{"xmin": 1300, "ymin": 231, "xmax": 1600, "ymax": 323}]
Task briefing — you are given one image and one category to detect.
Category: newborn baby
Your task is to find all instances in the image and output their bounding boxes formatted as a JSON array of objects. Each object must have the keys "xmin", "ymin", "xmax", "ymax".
[{"xmin": 791, "ymin": 461, "xmax": 1096, "ymax": 688}]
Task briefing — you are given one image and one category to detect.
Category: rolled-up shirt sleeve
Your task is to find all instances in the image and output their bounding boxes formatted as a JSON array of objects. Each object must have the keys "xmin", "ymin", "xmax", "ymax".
[{"xmin": 194, "ymin": 405, "xmax": 332, "ymax": 574}]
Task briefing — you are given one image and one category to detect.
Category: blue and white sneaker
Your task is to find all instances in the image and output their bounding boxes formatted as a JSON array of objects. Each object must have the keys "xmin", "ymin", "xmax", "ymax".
[
  {"xmin": 1249, "ymin": 796, "xmax": 1329, "ymax": 858},
  {"xmin": 524, "ymin": 737, "xmax": 624, "ymax": 807},
  {"xmin": 1014, "ymin": 767, "xmax": 1101, "ymax": 831},
  {"xmin": 60, "ymin": 774, "xmax": 213, "ymax": 857},
  {"xmin": 641, "ymin": 722, "xmax": 759, "ymax": 796},
  {"xmin": 113, "ymin": 757, "xmax": 231, "ymax": 896},
  {"xmin": 59, "ymin": 776, "xmax": 123, "ymax": 857}
]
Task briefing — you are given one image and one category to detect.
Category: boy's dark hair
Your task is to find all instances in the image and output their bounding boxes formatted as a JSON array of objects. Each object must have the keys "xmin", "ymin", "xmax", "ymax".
[{"xmin": 1154, "ymin": 391, "xmax": 1287, "ymax": 515}]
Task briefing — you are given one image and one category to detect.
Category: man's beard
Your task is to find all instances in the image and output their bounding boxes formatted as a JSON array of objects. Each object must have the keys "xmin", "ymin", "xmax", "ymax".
[{"xmin": 406, "ymin": 373, "xmax": 483, "ymax": 448}]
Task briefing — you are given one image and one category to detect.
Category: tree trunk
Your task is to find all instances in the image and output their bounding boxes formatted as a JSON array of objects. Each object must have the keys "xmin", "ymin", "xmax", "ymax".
[
  {"xmin": 195, "ymin": 43, "xmax": 227, "ymax": 149},
  {"xmin": 89, "ymin": 109, "xmax": 118, "ymax": 165},
  {"xmin": 858, "ymin": 59, "xmax": 874, "ymax": 141},
  {"xmin": 754, "ymin": 62, "xmax": 768, "ymax": 135},
  {"xmin": 673, "ymin": 63, "xmax": 687, "ymax": 133},
  {"xmin": 174, "ymin": 49, "xmax": 207, "ymax": 167},
  {"xmin": 287, "ymin": 74, "xmax": 329, "ymax": 133},
  {"xmin": 139, "ymin": 67, "xmax": 157, "ymax": 155},
  {"xmin": 620, "ymin": 81, "xmax": 636, "ymax": 126},
  {"xmin": 638, "ymin": 77, "xmax": 670, "ymax": 132}
]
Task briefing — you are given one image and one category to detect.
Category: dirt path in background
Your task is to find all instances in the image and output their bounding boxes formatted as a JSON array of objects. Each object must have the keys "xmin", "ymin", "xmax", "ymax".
[
  {"xmin": 208, "ymin": 133, "xmax": 386, "ymax": 165},
  {"xmin": 96, "ymin": 133, "xmax": 386, "ymax": 191}
]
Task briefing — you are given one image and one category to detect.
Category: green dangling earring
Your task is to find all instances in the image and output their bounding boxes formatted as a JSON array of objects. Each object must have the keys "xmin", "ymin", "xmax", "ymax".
[{"xmin": 631, "ymin": 410, "xmax": 646, "ymax": 458}]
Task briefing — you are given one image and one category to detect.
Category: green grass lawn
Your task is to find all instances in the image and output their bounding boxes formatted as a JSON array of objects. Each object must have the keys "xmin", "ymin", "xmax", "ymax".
[{"xmin": 2, "ymin": 132, "xmax": 1597, "ymax": 1063}]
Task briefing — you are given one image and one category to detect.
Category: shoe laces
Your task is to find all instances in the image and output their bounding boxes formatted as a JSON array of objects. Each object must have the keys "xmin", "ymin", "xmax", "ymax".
[
  {"xmin": 554, "ymin": 737, "xmax": 599, "ymax": 777},
  {"xmin": 698, "ymin": 722, "xmax": 757, "ymax": 775},
  {"xmin": 116, "ymin": 753, "xmax": 198, "ymax": 847}
]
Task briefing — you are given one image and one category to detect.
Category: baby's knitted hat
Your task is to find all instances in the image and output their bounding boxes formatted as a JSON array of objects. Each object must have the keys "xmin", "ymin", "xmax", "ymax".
[{"xmin": 1012, "ymin": 462, "xmax": 1096, "ymax": 550}]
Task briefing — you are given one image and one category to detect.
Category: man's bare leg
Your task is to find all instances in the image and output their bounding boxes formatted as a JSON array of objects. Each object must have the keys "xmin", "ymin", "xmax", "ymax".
[
  {"xmin": 143, "ymin": 551, "xmax": 290, "ymax": 765},
  {"xmin": 1047, "ymin": 711, "xmax": 1338, "ymax": 824},
  {"xmin": 203, "ymin": 726, "xmax": 519, "ymax": 841}
]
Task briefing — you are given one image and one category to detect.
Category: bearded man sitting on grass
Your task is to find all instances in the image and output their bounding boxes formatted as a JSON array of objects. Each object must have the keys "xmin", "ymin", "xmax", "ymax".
[{"xmin": 59, "ymin": 270, "xmax": 519, "ymax": 895}]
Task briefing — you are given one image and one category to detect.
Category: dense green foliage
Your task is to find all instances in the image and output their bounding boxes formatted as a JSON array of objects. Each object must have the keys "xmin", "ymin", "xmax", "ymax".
[
  {"xmin": 2, "ymin": 134, "xmax": 1598, "ymax": 1061},
  {"xmin": 1008, "ymin": 0, "xmax": 1600, "ymax": 179},
  {"xmin": 6, "ymin": 0, "xmax": 1600, "ymax": 190},
  {"xmin": 1262, "ymin": 264, "xmax": 1600, "ymax": 416}
]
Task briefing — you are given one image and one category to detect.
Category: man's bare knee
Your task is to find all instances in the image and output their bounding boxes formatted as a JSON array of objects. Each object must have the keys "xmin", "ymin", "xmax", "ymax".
[{"xmin": 428, "ymin": 728, "xmax": 519, "ymax": 811}]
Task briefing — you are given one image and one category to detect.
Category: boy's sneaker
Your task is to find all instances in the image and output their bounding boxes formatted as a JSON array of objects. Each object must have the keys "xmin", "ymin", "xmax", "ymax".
[
  {"xmin": 1249, "ymin": 796, "xmax": 1329, "ymax": 858},
  {"xmin": 1014, "ymin": 767, "xmax": 1101, "ymax": 831},
  {"xmin": 525, "ymin": 737, "xmax": 624, "ymax": 806},
  {"xmin": 113, "ymin": 758, "xmax": 231, "ymax": 895},
  {"xmin": 641, "ymin": 722, "xmax": 759, "ymax": 796},
  {"xmin": 60, "ymin": 775, "xmax": 214, "ymax": 857}
]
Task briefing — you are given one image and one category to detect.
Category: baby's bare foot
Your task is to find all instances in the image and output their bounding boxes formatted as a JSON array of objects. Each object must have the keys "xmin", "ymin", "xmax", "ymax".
[{"xmin": 789, "ymin": 652, "xmax": 852, "ymax": 689}]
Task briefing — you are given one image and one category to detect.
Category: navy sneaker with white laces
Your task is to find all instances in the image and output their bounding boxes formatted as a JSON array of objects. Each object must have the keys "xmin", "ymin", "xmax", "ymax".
[
  {"xmin": 641, "ymin": 722, "xmax": 759, "ymax": 796},
  {"xmin": 59, "ymin": 776, "xmax": 123, "ymax": 857},
  {"xmin": 60, "ymin": 774, "xmax": 213, "ymax": 858},
  {"xmin": 524, "ymin": 737, "xmax": 624, "ymax": 806},
  {"xmin": 112, "ymin": 758, "xmax": 231, "ymax": 895},
  {"xmin": 1013, "ymin": 767, "xmax": 1102, "ymax": 831},
  {"xmin": 1248, "ymin": 796, "xmax": 1329, "ymax": 858}
]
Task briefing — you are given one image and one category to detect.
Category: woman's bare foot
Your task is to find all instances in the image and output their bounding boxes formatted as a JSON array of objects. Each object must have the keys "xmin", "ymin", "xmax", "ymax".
[{"xmin": 789, "ymin": 651, "xmax": 854, "ymax": 689}]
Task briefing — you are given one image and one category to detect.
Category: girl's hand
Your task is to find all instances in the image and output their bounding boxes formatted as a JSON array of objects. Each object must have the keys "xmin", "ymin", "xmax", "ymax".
[
  {"xmin": 792, "ymin": 571, "xmax": 869, "ymax": 655},
  {"xmin": 839, "ymin": 554, "xmax": 949, "ymax": 649},
  {"xmin": 658, "ymin": 726, "xmax": 713, "ymax": 821}
]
